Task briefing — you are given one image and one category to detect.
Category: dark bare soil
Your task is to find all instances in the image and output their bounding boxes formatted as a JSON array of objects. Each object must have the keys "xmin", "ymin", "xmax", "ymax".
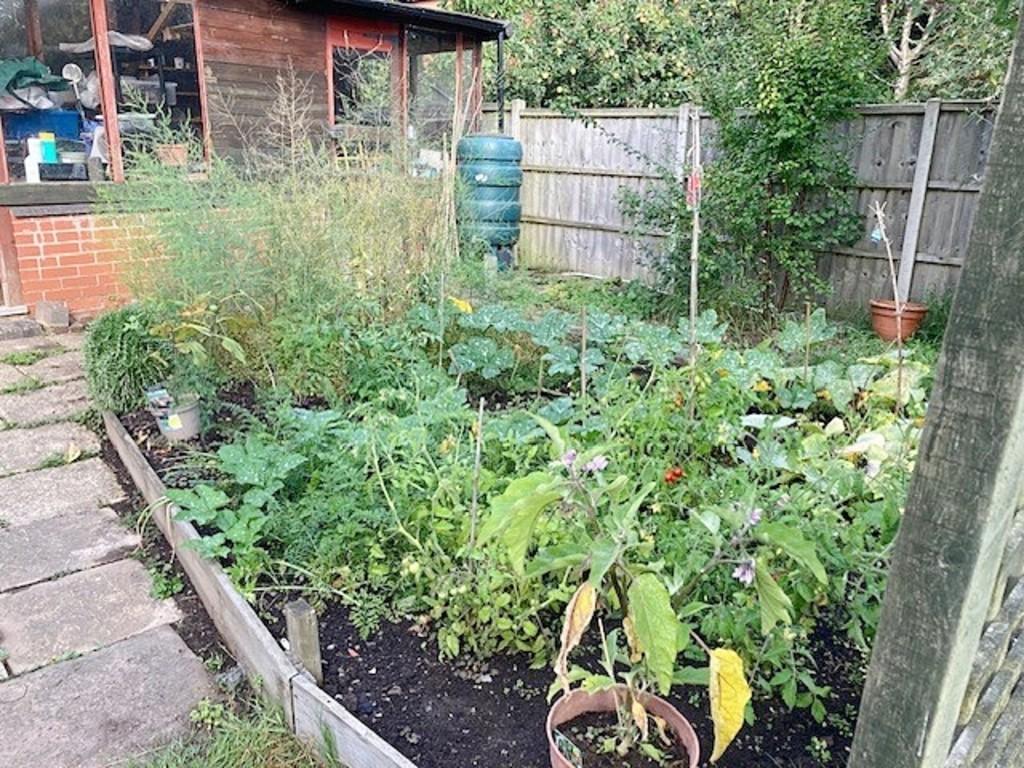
[{"xmin": 257, "ymin": 599, "xmax": 864, "ymax": 768}]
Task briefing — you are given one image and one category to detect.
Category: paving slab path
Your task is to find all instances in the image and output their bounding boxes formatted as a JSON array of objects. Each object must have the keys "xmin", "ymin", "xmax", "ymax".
[{"xmin": 0, "ymin": 331, "xmax": 217, "ymax": 767}]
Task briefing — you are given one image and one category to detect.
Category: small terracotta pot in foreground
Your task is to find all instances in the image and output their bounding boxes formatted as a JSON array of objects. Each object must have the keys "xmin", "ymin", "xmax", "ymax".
[
  {"xmin": 869, "ymin": 299, "xmax": 928, "ymax": 342},
  {"xmin": 546, "ymin": 686, "xmax": 700, "ymax": 768}
]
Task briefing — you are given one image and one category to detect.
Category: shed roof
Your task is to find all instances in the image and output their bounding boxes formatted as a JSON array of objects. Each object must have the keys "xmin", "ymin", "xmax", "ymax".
[{"xmin": 286, "ymin": 0, "xmax": 510, "ymax": 39}]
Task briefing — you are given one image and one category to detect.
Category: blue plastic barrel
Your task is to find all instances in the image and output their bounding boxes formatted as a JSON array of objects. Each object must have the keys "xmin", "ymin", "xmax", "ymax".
[{"xmin": 456, "ymin": 134, "xmax": 523, "ymax": 260}]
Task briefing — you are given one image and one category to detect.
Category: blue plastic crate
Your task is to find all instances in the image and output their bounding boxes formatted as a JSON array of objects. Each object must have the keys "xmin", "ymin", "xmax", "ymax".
[{"xmin": 2, "ymin": 109, "xmax": 82, "ymax": 141}]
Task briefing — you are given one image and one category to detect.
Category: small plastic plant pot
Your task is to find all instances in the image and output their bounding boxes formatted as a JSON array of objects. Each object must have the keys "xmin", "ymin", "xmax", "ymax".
[
  {"xmin": 154, "ymin": 395, "xmax": 201, "ymax": 443},
  {"xmin": 546, "ymin": 686, "xmax": 700, "ymax": 768},
  {"xmin": 869, "ymin": 299, "xmax": 928, "ymax": 342}
]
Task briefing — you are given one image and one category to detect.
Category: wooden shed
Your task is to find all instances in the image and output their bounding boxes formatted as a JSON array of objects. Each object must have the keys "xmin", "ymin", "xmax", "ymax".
[{"xmin": 0, "ymin": 0, "xmax": 508, "ymax": 317}]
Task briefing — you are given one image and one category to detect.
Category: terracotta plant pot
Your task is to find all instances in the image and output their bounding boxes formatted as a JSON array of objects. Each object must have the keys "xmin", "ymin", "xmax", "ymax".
[
  {"xmin": 869, "ymin": 299, "xmax": 928, "ymax": 342},
  {"xmin": 156, "ymin": 143, "xmax": 189, "ymax": 167},
  {"xmin": 546, "ymin": 686, "xmax": 700, "ymax": 768}
]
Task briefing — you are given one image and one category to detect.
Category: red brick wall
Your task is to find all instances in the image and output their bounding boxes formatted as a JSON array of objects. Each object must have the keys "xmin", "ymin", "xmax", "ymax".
[{"xmin": 12, "ymin": 213, "xmax": 134, "ymax": 317}]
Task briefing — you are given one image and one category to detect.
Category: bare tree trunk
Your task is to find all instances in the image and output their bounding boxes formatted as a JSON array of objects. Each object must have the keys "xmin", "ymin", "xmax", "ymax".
[{"xmin": 849, "ymin": 14, "xmax": 1024, "ymax": 768}]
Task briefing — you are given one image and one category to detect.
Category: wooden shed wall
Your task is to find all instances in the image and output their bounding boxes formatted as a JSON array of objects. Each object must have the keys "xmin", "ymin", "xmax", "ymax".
[{"xmin": 196, "ymin": 0, "xmax": 328, "ymax": 154}]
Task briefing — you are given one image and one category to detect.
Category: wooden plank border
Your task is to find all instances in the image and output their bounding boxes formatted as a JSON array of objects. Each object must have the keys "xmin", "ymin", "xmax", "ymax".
[
  {"xmin": 103, "ymin": 411, "xmax": 418, "ymax": 768},
  {"xmin": 293, "ymin": 675, "xmax": 419, "ymax": 768},
  {"xmin": 104, "ymin": 411, "xmax": 298, "ymax": 720}
]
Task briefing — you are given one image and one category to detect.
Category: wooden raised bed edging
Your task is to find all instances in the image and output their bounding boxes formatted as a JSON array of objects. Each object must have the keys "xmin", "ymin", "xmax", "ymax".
[{"xmin": 103, "ymin": 411, "xmax": 418, "ymax": 768}]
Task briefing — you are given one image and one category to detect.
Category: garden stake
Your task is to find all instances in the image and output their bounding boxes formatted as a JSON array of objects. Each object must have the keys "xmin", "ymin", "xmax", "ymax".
[
  {"xmin": 469, "ymin": 397, "xmax": 485, "ymax": 556},
  {"xmin": 871, "ymin": 201, "xmax": 905, "ymax": 409},
  {"xmin": 687, "ymin": 108, "xmax": 703, "ymax": 421},
  {"xmin": 580, "ymin": 306, "xmax": 588, "ymax": 402},
  {"xmin": 804, "ymin": 302, "xmax": 812, "ymax": 382}
]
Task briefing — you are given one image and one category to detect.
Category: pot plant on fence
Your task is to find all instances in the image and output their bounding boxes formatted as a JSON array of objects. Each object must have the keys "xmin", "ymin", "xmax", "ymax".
[
  {"xmin": 479, "ymin": 414, "xmax": 776, "ymax": 767},
  {"xmin": 868, "ymin": 202, "xmax": 928, "ymax": 342}
]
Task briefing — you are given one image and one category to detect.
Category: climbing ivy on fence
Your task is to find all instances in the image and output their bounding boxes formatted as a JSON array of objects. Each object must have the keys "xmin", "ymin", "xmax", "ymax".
[{"xmin": 633, "ymin": 1, "xmax": 882, "ymax": 322}]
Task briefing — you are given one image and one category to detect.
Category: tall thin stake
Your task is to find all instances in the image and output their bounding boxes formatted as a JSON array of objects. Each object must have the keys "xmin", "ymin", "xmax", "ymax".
[
  {"xmin": 871, "ymin": 201, "xmax": 905, "ymax": 408},
  {"xmin": 687, "ymin": 109, "xmax": 703, "ymax": 420},
  {"xmin": 468, "ymin": 397, "xmax": 485, "ymax": 556},
  {"xmin": 580, "ymin": 306, "xmax": 589, "ymax": 402}
]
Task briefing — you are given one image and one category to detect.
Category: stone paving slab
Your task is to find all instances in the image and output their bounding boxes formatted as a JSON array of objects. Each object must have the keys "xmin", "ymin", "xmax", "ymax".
[
  {"xmin": 0, "ymin": 625, "xmax": 218, "ymax": 768},
  {"xmin": 14, "ymin": 350, "xmax": 84, "ymax": 385},
  {"xmin": 0, "ymin": 334, "xmax": 64, "ymax": 356},
  {"xmin": 0, "ymin": 422, "xmax": 100, "ymax": 477},
  {"xmin": 0, "ymin": 378, "xmax": 90, "ymax": 426},
  {"xmin": 0, "ymin": 508, "xmax": 139, "ymax": 593},
  {"xmin": 0, "ymin": 558, "xmax": 182, "ymax": 674},
  {"xmin": 0, "ymin": 363, "xmax": 27, "ymax": 391},
  {"xmin": 0, "ymin": 457, "xmax": 125, "ymax": 527},
  {"xmin": 0, "ymin": 317, "xmax": 41, "ymax": 343}
]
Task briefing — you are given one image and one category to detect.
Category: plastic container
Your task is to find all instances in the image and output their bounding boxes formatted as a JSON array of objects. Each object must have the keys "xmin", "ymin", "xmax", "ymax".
[
  {"xmin": 39, "ymin": 132, "xmax": 58, "ymax": 163},
  {"xmin": 456, "ymin": 134, "xmax": 524, "ymax": 258},
  {"xmin": 145, "ymin": 385, "xmax": 201, "ymax": 443},
  {"xmin": 3, "ymin": 109, "xmax": 81, "ymax": 141}
]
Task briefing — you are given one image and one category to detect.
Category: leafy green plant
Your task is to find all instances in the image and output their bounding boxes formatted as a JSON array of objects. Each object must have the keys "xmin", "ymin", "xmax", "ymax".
[
  {"xmin": 168, "ymin": 436, "xmax": 306, "ymax": 593},
  {"xmin": 479, "ymin": 417, "xmax": 761, "ymax": 760},
  {"xmin": 84, "ymin": 305, "xmax": 172, "ymax": 412},
  {"xmin": 623, "ymin": 0, "xmax": 880, "ymax": 323},
  {"xmin": 149, "ymin": 563, "xmax": 185, "ymax": 600}
]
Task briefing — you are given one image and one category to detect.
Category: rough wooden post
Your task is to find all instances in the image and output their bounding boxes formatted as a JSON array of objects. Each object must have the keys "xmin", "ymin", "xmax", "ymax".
[
  {"xmin": 675, "ymin": 104, "xmax": 692, "ymax": 183},
  {"xmin": 284, "ymin": 599, "xmax": 323, "ymax": 686},
  {"xmin": 509, "ymin": 98, "xmax": 525, "ymax": 141},
  {"xmin": 849, "ymin": 21, "xmax": 1024, "ymax": 768},
  {"xmin": 510, "ymin": 98, "xmax": 527, "ymax": 265},
  {"xmin": 896, "ymin": 98, "xmax": 941, "ymax": 302}
]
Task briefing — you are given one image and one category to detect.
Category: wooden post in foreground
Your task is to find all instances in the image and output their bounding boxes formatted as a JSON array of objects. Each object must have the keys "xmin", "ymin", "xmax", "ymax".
[
  {"xmin": 848, "ymin": 17, "xmax": 1024, "ymax": 768},
  {"xmin": 284, "ymin": 599, "xmax": 323, "ymax": 686}
]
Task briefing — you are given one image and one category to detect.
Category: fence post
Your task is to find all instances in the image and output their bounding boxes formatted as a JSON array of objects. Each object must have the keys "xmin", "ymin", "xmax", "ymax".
[
  {"xmin": 510, "ymin": 99, "xmax": 527, "ymax": 265},
  {"xmin": 897, "ymin": 98, "xmax": 942, "ymax": 302},
  {"xmin": 509, "ymin": 98, "xmax": 525, "ymax": 141},
  {"xmin": 675, "ymin": 104, "xmax": 692, "ymax": 182}
]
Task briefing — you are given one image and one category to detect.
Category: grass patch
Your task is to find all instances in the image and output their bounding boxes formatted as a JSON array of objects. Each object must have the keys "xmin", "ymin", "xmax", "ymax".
[
  {"xmin": 0, "ymin": 347, "xmax": 60, "ymax": 367},
  {"xmin": 0, "ymin": 376, "xmax": 44, "ymax": 395},
  {"xmin": 129, "ymin": 704, "xmax": 327, "ymax": 768}
]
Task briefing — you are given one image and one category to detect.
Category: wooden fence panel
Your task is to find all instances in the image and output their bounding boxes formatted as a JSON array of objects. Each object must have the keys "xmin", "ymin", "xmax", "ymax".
[{"xmin": 483, "ymin": 100, "xmax": 996, "ymax": 311}]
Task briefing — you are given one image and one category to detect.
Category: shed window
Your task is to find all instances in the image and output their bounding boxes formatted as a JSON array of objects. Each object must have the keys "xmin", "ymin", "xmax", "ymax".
[
  {"xmin": 332, "ymin": 46, "xmax": 395, "ymax": 153},
  {"xmin": 0, "ymin": 0, "xmax": 205, "ymax": 185},
  {"xmin": 0, "ymin": 0, "xmax": 102, "ymax": 183},
  {"xmin": 103, "ymin": 0, "xmax": 205, "ymax": 154},
  {"xmin": 407, "ymin": 26, "xmax": 458, "ymax": 172}
]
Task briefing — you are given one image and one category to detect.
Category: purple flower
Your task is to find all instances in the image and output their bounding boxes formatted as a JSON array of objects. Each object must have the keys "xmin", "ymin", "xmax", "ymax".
[
  {"xmin": 561, "ymin": 450, "xmax": 578, "ymax": 469},
  {"xmin": 747, "ymin": 508, "xmax": 763, "ymax": 527},
  {"xmin": 584, "ymin": 455, "xmax": 609, "ymax": 474},
  {"xmin": 732, "ymin": 559, "xmax": 756, "ymax": 586}
]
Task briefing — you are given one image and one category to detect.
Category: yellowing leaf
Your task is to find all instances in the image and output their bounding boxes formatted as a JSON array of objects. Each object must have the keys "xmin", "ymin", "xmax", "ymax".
[
  {"xmin": 449, "ymin": 296, "xmax": 474, "ymax": 314},
  {"xmin": 824, "ymin": 417, "xmax": 845, "ymax": 437},
  {"xmin": 623, "ymin": 616, "xmax": 642, "ymax": 663},
  {"xmin": 653, "ymin": 715, "xmax": 671, "ymax": 746},
  {"xmin": 64, "ymin": 442, "xmax": 82, "ymax": 464},
  {"xmin": 631, "ymin": 697, "xmax": 650, "ymax": 741},
  {"xmin": 555, "ymin": 582, "xmax": 596, "ymax": 694},
  {"xmin": 709, "ymin": 649, "xmax": 751, "ymax": 763}
]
